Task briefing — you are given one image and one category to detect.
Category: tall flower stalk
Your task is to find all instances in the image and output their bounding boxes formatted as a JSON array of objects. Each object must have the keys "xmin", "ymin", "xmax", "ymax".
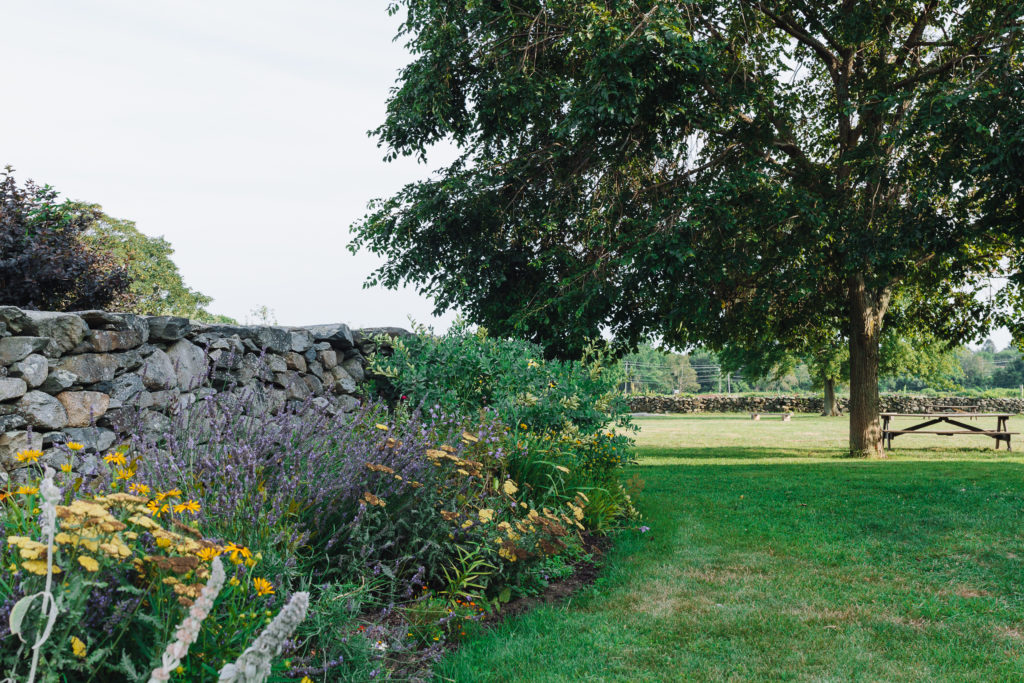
[
  {"xmin": 148, "ymin": 556, "xmax": 226, "ymax": 682},
  {"xmin": 217, "ymin": 591, "xmax": 309, "ymax": 683}
]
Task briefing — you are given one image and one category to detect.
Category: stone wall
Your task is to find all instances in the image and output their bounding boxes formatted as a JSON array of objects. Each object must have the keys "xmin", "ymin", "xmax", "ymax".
[
  {"xmin": 629, "ymin": 394, "xmax": 1024, "ymax": 414},
  {"xmin": 0, "ymin": 306, "xmax": 399, "ymax": 485}
]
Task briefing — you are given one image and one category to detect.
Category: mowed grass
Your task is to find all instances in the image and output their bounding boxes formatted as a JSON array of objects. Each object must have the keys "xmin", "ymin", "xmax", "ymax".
[{"xmin": 436, "ymin": 414, "xmax": 1024, "ymax": 682}]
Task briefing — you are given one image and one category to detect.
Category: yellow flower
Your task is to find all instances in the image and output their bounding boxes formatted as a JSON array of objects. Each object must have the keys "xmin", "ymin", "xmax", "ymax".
[
  {"xmin": 60, "ymin": 463, "xmax": 73, "ymax": 473},
  {"xmin": 478, "ymin": 508, "xmax": 495, "ymax": 524},
  {"xmin": 253, "ymin": 577, "xmax": 275, "ymax": 596},
  {"xmin": 196, "ymin": 547, "xmax": 220, "ymax": 562},
  {"xmin": 375, "ymin": 423, "xmax": 389, "ymax": 431},
  {"xmin": 156, "ymin": 489, "xmax": 182, "ymax": 502},
  {"xmin": 115, "ymin": 468, "xmax": 135, "ymax": 481},
  {"xmin": 129, "ymin": 483, "xmax": 150, "ymax": 496},
  {"xmin": 103, "ymin": 452, "xmax": 126, "ymax": 466},
  {"xmin": 224, "ymin": 542, "xmax": 251, "ymax": 563},
  {"xmin": 15, "ymin": 449, "xmax": 43, "ymax": 464},
  {"xmin": 13, "ymin": 486, "xmax": 38, "ymax": 495},
  {"xmin": 70, "ymin": 636, "xmax": 87, "ymax": 658},
  {"xmin": 77, "ymin": 555, "xmax": 100, "ymax": 572},
  {"xmin": 301, "ymin": 677, "xmax": 314, "ymax": 683},
  {"xmin": 175, "ymin": 666, "xmax": 185, "ymax": 675},
  {"xmin": 229, "ymin": 576, "xmax": 240, "ymax": 587},
  {"xmin": 174, "ymin": 500, "xmax": 201, "ymax": 515},
  {"xmin": 66, "ymin": 442, "xmax": 84, "ymax": 452},
  {"xmin": 519, "ymin": 423, "xmax": 528, "ymax": 430},
  {"xmin": 502, "ymin": 480, "xmax": 518, "ymax": 496},
  {"xmin": 22, "ymin": 560, "xmax": 61, "ymax": 575}
]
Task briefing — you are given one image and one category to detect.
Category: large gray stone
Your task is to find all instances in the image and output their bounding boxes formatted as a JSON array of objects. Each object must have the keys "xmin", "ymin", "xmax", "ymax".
[
  {"xmin": 265, "ymin": 354, "xmax": 288, "ymax": 373},
  {"xmin": 11, "ymin": 354, "xmax": 48, "ymax": 388},
  {"xmin": 200, "ymin": 325, "xmax": 291, "ymax": 353},
  {"xmin": 0, "ymin": 337, "xmax": 51, "ymax": 365},
  {"xmin": 0, "ymin": 307, "xmax": 30, "ymax": 334},
  {"xmin": 0, "ymin": 378, "xmax": 27, "ymax": 402},
  {"xmin": 330, "ymin": 366, "xmax": 357, "ymax": 394},
  {"xmin": 21, "ymin": 311, "xmax": 88, "ymax": 354},
  {"xmin": 340, "ymin": 357, "xmax": 365, "ymax": 383},
  {"xmin": 57, "ymin": 391, "xmax": 110, "ymax": 427},
  {"xmin": 78, "ymin": 311, "xmax": 149, "ymax": 351},
  {"xmin": 0, "ymin": 430, "xmax": 44, "ymax": 470},
  {"xmin": 288, "ymin": 329, "xmax": 314, "ymax": 353},
  {"xmin": 318, "ymin": 348, "xmax": 338, "ymax": 370},
  {"xmin": 166, "ymin": 339, "xmax": 208, "ymax": 390},
  {"xmin": 38, "ymin": 368, "xmax": 76, "ymax": 393},
  {"xmin": 139, "ymin": 348, "xmax": 177, "ymax": 390},
  {"xmin": 147, "ymin": 316, "xmax": 191, "ymax": 341},
  {"xmin": 15, "ymin": 391, "xmax": 69, "ymax": 430},
  {"xmin": 307, "ymin": 323, "xmax": 355, "ymax": 350},
  {"xmin": 285, "ymin": 351, "xmax": 307, "ymax": 373},
  {"xmin": 62, "ymin": 427, "xmax": 117, "ymax": 453},
  {"xmin": 0, "ymin": 414, "xmax": 27, "ymax": 431},
  {"xmin": 57, "ymin": 353, "xmax": 119, "ymax": 384}
]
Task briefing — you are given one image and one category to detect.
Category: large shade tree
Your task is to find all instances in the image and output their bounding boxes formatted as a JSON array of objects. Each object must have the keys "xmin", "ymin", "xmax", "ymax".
[{"xmin": 352, "ymin": 1, "xmax": 1024, "ymax": 455}]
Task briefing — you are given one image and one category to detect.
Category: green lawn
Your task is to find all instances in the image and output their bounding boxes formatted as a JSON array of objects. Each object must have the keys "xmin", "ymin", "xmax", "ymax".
[{"xmin": 436, "ymin": 414, "xmax": 1024, "ymax": 682}]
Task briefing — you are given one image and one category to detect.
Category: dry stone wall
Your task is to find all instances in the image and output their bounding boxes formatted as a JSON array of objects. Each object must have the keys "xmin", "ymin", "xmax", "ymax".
[
  {"xmin": 0, "ymin": 306, "xmax": 401, "ymax": 485},
  {"xmin": 629, "ymin": 395, "xmax": 1024, "ymax": 414}
]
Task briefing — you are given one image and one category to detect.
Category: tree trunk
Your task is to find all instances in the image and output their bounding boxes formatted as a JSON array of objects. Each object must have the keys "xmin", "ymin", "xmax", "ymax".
[
  {"xmin": 848, "ymin": 276, "xmax": 890, "ymax": 457},
  {"xmin": 821, "ymin": 377, "xmax": 842, "ymax": 416}
]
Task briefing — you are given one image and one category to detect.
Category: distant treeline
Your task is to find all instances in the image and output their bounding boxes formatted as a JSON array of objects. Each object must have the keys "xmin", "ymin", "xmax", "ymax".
[{"xmin": 620, "ymin": 342, "xmax": 1024, "ymax": 396}]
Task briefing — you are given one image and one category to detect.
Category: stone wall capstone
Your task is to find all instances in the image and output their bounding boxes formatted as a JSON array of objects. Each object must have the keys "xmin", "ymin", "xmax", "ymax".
[
  {"xmin": 629, "ymin": 395, "xmax": 1024, "ymax": 415},
  {"xmin": 0, "ymin": 306, "xmax": 405, "ymax": 486}
]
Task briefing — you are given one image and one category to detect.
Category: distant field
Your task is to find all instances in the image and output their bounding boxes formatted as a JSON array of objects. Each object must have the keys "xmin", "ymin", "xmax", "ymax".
[{"xmin": 438, "ymin": 414, "xmax": 1024, "ymax": 682}]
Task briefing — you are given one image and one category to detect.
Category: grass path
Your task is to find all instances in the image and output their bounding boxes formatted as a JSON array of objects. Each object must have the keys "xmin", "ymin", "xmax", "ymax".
[{"xmin": 436, "ymin": 414, "xmax": 1024, "ymax": 682}]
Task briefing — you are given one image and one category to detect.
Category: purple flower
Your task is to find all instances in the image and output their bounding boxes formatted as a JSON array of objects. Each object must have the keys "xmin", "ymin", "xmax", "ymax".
[{"xmin": 639, "ymin": 526, "xmax": 650, "ymax": 533}]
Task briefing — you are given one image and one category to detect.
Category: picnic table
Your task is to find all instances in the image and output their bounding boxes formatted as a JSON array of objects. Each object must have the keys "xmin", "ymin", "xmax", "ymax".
[{"xmin": 881, "ymin": 412, "xmax": 1017, "ymax": 450}]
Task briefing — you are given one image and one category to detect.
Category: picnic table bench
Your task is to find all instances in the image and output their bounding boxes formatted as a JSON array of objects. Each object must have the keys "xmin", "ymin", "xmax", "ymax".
[
  {"xmin": 750, "ymin": 412, "xmax": 793, "ymax": 421},
  {"xmin": 881, "ymin": 412, "xmax": 1017, "ymax": 451}
]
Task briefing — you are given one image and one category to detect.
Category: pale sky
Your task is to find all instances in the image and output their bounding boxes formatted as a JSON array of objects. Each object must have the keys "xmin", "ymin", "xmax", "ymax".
[
  {"xmin": 1, "ymin": 2, "xmax": 1012, "ymax": 348},
  {"xmin": 1, "ymin": 0, "xmax": 457, "ymax": 329}
]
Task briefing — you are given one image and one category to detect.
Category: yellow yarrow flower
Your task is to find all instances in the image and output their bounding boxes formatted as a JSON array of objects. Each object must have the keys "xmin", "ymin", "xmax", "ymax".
[
  {"xmin": 70, "ymin": 636, "xmax": 87, "ymax": 658},
  {"xmin": 375, "ymin": 423, "xmax": 389, "ymax": 431},
  {"xmin": 77, "ymin": 555, "xmax": 100, "ymax": 572}
]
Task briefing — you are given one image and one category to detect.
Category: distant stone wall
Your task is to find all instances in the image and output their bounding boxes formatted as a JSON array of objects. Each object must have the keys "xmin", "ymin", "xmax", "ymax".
[
  {"xmin": 0, "ymin": 306, "xmax": 404, "ymax": 485},
  {"xmin": 629, "ymin": 394, "xmax": 1024, "ymax": 414}
]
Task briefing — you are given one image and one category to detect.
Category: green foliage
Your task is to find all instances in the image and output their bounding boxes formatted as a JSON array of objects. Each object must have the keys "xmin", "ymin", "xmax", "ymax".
[
  {"xmin": 353, "ymin": 0, "xmax": 1024, "ymax": 452},
  {"xmin": 0, "ymin": 168, "xmax": 130, "ymax": 311},
  {"xmin": 369, "ymin": 321, "xmax": 632, "ymax": 437},
  {"xmin": 79, "ymin": 205, "xmax": 232, "ymax": 322}
]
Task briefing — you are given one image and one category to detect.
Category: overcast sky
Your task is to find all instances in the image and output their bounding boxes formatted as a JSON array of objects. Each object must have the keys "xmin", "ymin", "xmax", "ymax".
[
  {"xmin": 1, "ymin": 2, "xmax": 1011, "ymax": 349},
  {"xmin": 1, "ymin": 0, "xmax": 457, "ymax": 329}
]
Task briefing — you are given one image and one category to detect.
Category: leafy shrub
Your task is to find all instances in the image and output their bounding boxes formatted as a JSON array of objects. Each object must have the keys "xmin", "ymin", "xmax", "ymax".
[
  {"xmin": 368, "ymin": 321, "xmax": 632, "ymax": 437},
  {"xmin": 0, "ymin": 168, "xmax": 130, "ymax": 311}
]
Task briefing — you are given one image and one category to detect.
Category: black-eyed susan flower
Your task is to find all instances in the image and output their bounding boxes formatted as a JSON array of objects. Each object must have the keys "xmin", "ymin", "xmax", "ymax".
[
  {"xmin": 174, "ymin": 500, "xmax": 200, "ymax": 515},
  {"xmin": 15, "ymin": 449, "xmax": 43, "ymax": 464},
  {"xmin": 103, "ymin": 452, "xmax": 126, "ymax": 466}
]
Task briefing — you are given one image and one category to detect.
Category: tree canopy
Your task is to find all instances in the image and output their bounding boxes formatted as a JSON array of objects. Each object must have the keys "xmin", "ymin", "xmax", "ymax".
[
  {"xmin": 80, "ymin": 206, "xmax": 232, "ymax": 322},
  {"xmin": 0, "ymin": 168, "xmax": 130, "ymax": 311},
  {"xmin": 353, "ymin": 0, "xmax": 1024, "ymax": 455}
]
